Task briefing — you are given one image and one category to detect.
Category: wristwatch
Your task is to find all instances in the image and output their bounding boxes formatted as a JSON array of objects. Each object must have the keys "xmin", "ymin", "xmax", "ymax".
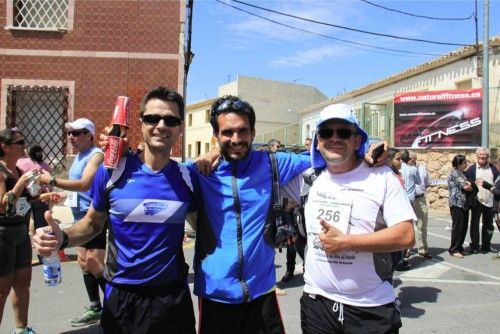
[
  {"xmin": 49, "ymin": 176, "xmax": 57, "ymax": 186},
  {"xmin": 59, "ymin": 230, "xmax": 69, "ymax": 250}
]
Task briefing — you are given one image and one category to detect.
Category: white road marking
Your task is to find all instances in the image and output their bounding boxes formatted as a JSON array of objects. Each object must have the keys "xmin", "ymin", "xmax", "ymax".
[
  {"xmin": 428, "ymin": 231, "xmax": 451, "ymax": 241},
  {"xmin": 399, "ymin": 261, "xmax": 450, "ymax": 279},
  {"xmin": 398, "ymin": 278, "xmax": 500, "ymax": 286}
]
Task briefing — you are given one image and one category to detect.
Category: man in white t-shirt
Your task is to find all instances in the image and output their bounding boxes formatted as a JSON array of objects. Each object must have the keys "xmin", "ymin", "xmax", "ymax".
[{"xmin": 300, "ymin": 104, "xmax": 416, "ymax": 334}]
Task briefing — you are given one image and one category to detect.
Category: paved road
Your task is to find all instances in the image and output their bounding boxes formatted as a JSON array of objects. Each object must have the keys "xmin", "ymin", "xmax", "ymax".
[{"xmin": 2, "ymin": 209, "xmax": 500, "ymax": 333}]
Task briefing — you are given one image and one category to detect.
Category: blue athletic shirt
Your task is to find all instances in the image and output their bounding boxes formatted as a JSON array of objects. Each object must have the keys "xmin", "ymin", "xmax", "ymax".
[
  {"xmin": 91, "ymin": 152, "xmax": 198, "ymax": 286},
  {"xmin": 68, "ymin": 146, "xmax": 103, "ymax": 219},
  {"xmin": 189, "ymin": 150, "xmax": 310, "ymax": 304}
]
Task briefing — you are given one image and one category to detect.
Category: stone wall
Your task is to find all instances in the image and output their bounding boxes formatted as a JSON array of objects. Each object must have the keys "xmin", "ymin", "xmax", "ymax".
[{"xmin": 415, "ymin": 148, "xmax": 498, "ymax": 210}]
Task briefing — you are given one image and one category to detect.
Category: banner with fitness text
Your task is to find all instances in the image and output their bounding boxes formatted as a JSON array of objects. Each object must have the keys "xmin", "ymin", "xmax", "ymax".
[{"xmin": 394, "ymin": 89, "xmax": 482, "ymax": 148}]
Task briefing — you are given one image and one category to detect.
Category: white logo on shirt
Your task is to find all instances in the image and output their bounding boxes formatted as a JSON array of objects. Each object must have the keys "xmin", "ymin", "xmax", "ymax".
[{"xmin": 124, "ymin": 200, "xmax": 184, "ymax": 224}]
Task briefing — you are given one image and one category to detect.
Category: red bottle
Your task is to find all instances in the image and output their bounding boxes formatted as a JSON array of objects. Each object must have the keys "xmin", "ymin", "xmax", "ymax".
[{"xmin": 104, "ymin": 96, "xmax": 131, "ymax": 169}]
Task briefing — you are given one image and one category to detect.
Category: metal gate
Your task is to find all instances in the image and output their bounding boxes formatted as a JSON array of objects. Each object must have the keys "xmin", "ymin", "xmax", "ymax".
[{"xmin": 5, "ymin": 85, "xmax": 68, "ymax": 170}]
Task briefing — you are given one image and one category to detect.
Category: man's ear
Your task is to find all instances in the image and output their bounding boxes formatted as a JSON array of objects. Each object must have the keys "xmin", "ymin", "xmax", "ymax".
[{"xmin": 354, "ymin": 134, "xmax": 362, "ymax": 151}]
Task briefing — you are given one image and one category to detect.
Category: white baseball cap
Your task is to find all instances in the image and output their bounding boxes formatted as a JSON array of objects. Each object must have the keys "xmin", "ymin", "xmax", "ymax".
[{"xmin": 65, "ymin": 118, "xmax": 96, "ymax": 135}]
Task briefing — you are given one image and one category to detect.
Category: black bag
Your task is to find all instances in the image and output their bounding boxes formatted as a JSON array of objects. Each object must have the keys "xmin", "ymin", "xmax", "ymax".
[
  {"xmin": 269, "ymin": 153, "xmax": 295, "ymax": 245},
  {"xmin": 465, "ymin": 182, "xmax": 480, "ymax": 209}
]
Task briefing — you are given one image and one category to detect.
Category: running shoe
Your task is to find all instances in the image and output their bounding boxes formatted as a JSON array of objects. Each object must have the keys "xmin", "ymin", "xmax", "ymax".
[{"xmin": 70, "ymin": 307, "xmax": 101, "ymax": 327}]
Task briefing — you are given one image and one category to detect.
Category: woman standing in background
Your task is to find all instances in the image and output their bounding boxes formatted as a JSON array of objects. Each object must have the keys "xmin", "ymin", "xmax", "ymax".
[
  {"xmin": 0, "ymin": 128, "xmax": 38, "ymax": 334},
  {"xmin": 447, "ymin": 154, "xmax": 474, "ymax": 258}
]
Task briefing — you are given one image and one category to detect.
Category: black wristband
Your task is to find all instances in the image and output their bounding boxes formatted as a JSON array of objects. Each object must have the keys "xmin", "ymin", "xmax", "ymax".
[{"xmin": 59, "ymin": 230, "xmax": 69, "ymax": 250}]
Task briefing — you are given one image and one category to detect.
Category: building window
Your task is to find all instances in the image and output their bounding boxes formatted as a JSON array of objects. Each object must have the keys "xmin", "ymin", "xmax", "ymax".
[
  {"xmin": 7, "ymin": 0, "xmax": 71, "ymax": 31},
  {"xmin": 5, "ymin": 85, "xmax": 68, "ymax": 169},
  {"xmin": 187, "ymin": 144, "xmax": 192, "ymax": 158},
  {"xmin": 205, "ymin": 109, "xmax": 210, "ymax": 123},
  {"xmin": 195, "ymin": 141, "xmax": 201, "ymax": 157},
  {"xmin": 455, "ymin": 79, "xmax": 472, "ymax": 90},
  {"xmin": 205, "ymin": 143, "xmax": 210, "ymax": 153},
  {"xmin": 188, "ymin": 114, "xmax": 193, "ymax": 127}
]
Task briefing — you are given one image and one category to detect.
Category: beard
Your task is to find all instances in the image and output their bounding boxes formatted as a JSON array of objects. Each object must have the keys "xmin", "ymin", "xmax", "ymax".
[{"xmin": 220, "ymin": 141, "xmax": 251, "ymax": 161}]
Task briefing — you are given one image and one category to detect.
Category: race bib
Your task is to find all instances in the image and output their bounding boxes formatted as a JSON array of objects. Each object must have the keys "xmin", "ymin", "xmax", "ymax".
[
  {"xmin": 64, "ymin": 191, "xmax": 78, "ymax": 208},
  {"xmin": 308, "ymin": 194, "xmax": 353, "ymax": 234},
  {"xmin": 16, "ymin": 197, "xmax": 31, "ymax": 216}
]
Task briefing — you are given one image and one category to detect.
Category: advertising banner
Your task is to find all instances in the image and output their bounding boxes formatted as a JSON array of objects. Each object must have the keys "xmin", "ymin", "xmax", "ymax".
[{"xmin": 394, "ymin": 89, "xmax": 482, "ymax": 148}]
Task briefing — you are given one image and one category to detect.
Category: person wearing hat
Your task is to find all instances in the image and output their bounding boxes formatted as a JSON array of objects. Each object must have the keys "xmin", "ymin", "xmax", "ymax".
[
  {"xmin": 40, "ymin": 118, "xmax": 107, "ymax": 327},
  {"xmin": 299, "ymin": 104, "xmax": 416, "ymax": 333}
]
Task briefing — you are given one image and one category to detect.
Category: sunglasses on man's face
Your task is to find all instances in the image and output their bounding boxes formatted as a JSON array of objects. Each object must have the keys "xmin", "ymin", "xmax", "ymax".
[
  {"xmin": 216, "ymin": 99, "xmax": 250, "ymax": 113},
  {"xmin": 142, "ymin": 114, "xmax": 182, "ymax": 127},
  {"xmin": 317, "ymin": 128, "xmax": 355, "ymax": 140},
  {"xmin": 67, "ymin": 130, "xmax": 88, "ymax": 137}
]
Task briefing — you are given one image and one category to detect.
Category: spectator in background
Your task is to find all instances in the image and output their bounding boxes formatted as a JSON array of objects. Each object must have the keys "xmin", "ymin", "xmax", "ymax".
[
  {"xmin": 17, "ymin": 144, "xmax": 68, "ymax": 263},
  {"xmin": 304, "ymin": 137, "xmax": 312, "ymax": 151},
  {"xmin": 448, "ymin": 155, "xmax": 474, "ymax": 258},
  {"xmin": 387, "ymin": 148, "xmax": 403, "ymax": 186},
  {"xmin": 40, "ymin": 118, "xmax": 106, "ymax": 327},
  {"xmin": 0, "ymin": 128, "xmax": 37, "ymax": 334},
  {"xmin": 268, "ymin": 138, "xmax": 282, "ymax": 153},
  {"xmin": 476, "ymin": 155, "xmax": 500, "ymax": 259},
  {"xmin": 465, "ymin": 147, "xmax": 499, "ymax": 254},
  {"xmin": 387, "ymin": 148, "xmax": 411, "ymax": 271},
  {"xmin": 400, "ymin": 149, "xmax": 420, "ymax": 260},
  {"xmin": 408, "ymin": 151, "xmax": 432, "ymax": 259}
]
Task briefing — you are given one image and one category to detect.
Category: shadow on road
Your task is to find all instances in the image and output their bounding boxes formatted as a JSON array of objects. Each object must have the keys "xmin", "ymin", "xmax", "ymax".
[
  {"xmin": 60, "ymin": 324, "xmax": 102, "ymax": 333},
  {"xmin": 277, "ymin": 273, "xmax": 305, "ymax": 290},
  {"xmin": 394, "ymin": 280, "xmax": 441, "ymax": 318}
]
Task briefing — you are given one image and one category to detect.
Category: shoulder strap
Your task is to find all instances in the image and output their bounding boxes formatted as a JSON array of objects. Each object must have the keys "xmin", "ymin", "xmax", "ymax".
[
  {"xmin": 105, "ymin": 156, "xmax": 128, "ymax": 194},
  {"xmin": 294, "ymin": 167, "xmax": 323, "ymax": 239},
  {"xmin": 269, "ymin": 152, "xmax": 281, "ymax": 211}
]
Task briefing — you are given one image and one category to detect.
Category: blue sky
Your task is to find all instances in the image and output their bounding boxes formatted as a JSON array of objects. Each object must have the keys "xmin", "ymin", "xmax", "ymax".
[{"xmin": 186, "ymin": 0, "xmax": 500, "ymax": 105}]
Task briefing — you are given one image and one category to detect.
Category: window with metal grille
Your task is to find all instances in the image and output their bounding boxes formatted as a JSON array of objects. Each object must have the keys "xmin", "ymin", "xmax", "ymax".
[
  {"xmin": 6, "ymin": 85, "xmax": 68, "ymax": 170},
  {"xmin": 12, "ymin": 0, "xmax": 68, "ymax": 31}
]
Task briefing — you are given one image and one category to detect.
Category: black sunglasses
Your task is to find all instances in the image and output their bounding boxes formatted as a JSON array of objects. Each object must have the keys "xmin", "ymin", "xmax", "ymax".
[
  {"xmin": 318, "ymin": 128, "xmax": 355, "ymax": 140},
  {"xmin": 142, "ymin": 114, "xmax": 182, "ymax": 127},
  {"xmin": 67, "ymin": 130, "xmax": 88, "ymax": 137},
  {"xmin": 11, "ymin": 139, "xmax": 25, "ymax": 145},
  {"xmin": 216, "ymin": 99, "xmax": 250, "ymax": 112}
]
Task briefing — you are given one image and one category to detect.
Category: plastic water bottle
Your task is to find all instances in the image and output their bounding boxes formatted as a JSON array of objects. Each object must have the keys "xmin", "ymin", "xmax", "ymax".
[{"xmin": 42, "ymin": 251, "xmax": 61, "ymax": 286}]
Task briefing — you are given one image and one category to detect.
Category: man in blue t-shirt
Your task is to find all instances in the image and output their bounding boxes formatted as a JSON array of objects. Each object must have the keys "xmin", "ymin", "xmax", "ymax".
[{"xmin": 33, "ymin": 87, "xmax": 197, "ymax": 334}]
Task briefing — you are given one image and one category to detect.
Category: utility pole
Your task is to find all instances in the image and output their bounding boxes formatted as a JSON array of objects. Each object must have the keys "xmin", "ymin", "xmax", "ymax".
[
  {"xmin": 482, "ymin": 0, "xmax": 489, "ymax": 147},
  {"xmin": 182, "ymin": 0, "xmax": 194, "ymax": 162}
]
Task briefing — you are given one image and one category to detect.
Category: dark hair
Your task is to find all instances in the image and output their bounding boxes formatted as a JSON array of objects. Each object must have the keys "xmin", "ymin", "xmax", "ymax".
[
  {"xmin": 140, "ymin": 87, "xmax": 185, "ymax": 120},
  {"xmin": 209, "ymin": 95, "xmax": 255, "ymax": 134},
  {"xmin": 452, "ymin": 154, "xmax": 467, "ymax": 168},
  {"xmin": 0, "ymin": 128, "xmax": 22, "ymax": 158},
  {"xmin": 387, "ymin": 147, "xmax": 401, "ymax": 175},
  {"xmin": 400, "ymin": 149, "xmax": 410, "ymax": 163},
  {"xmin": 28, "ymin": 144, "xmax": 44, "ymax": 163}
]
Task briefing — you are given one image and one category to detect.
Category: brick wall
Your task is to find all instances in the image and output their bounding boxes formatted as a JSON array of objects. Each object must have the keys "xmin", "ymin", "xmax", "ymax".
[{"xmin": 0, "ymin": 0, "xmax": 184, "ymax": 157}]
